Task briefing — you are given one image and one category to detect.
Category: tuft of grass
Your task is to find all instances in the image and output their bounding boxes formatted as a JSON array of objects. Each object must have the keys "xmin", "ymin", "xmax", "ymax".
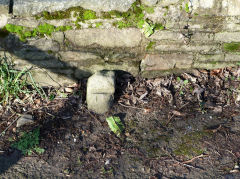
[
  {"xmin": 223, "ymin": 42, "xmax": 240, "ymax": 52},
  {"xmin": 0, "ymin": 55, "xmax": 46, "ymax": 105},
  {"xmin": 11, "ymin": 127, "xmax": 45, "ymax": 155}
]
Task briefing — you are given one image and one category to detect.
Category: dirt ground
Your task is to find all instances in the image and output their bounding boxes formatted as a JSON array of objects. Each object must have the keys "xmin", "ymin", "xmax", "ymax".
[{"xmin": 1, "ymin": 68, "xmax": 240, "ymax": 179}]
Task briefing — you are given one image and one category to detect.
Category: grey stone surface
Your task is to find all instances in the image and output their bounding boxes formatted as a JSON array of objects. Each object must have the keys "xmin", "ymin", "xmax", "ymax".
[
  {"xmin": 149, "ymin": 31, "xmax": 183, "ymax": 41},
  {"xmin": 0, "ymin": 14, "xmax": 8, "ymax": 28},
  {"xmin": 155, "ymin": 43, "xmax": 218, "ymax": 53},
  {"xmin": 17, "ymin": 114, "xmax": 34, "ymax": 128},
  {"xmin": 193, "ymin": 62, "xmax": 236, "ymax": 69},
  {"xmin": 197, "ymin": 54, "xmax": 225, "ymax": 62},
  {"xmin": 87, "ymin": 71, "xmax": 115, "ymax": 114},
  {"xmin": 141, "ymin": 53, "xmax": 193, "ymax": 71},
  {"xmin": 64, "ymin": 28, "xmax": 142, "ymax": 48},
  {"xmin": 13, "ymin": 0, "xmax": 136, "ymax": 16},
  {"xmin": 29, "ymin": 69, "xmax": 76, "ymax": 87},
  {"xmin": 28, "ymin": 39, "xmax": 60, "ymax": 52},
  {"xmin": 215, "ymin": 32, "xmax": 240, "ymax": 42},
  {"xmin": 74, "ymin": 61, "xmax": 140, "ymax": 78},
  {"xmin": 222, "ymin": 0, "xmax": 240, "ymax": 16},
  {"xmin": 225, "ymin": 54, "xmax": 240, "ymax": 62},
  {"xmin": 141, "ymin": 0, "xmax": 158, "ymax": 6},
  {"xmin": 59, "ymin": 51, "xmax": 99, "ymax": 62},
  {"xmin": 0, "ymin": 0, "xmax": 9, "ymax": 15}
]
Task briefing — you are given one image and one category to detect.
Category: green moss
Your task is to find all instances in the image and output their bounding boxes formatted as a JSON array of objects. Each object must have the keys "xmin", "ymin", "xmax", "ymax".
[
  {"xmin": 223, "ymin": 42, "xmax": 240, "ymax": 52},
  {"xmin": 111, "ymin": 1, "xmax": 147, "ymax": 29},
  {"xmin": 4, "ymin": 23, "xmax": 72, "ymax": 42},
  {"xmin": 154, "ymin": 23, "xmax": 165, "ymax": 30},
  {"xmin": 83, "ymin": 10, "xmax": 97, "ymax": 20},
  {"xmin": 5, "ymin": 24, "xmax": 35, "ymax": 42},
  {"xmin": 146, "ymin": 41, "xmax": 156, "ymax": 51},
  {"xmin": 95, "ymin": 22, "xmax": 103, "ymax": 28},
  {"xmin": 173, "ymin": 131, "xmax": 211, "ymax": 158},
  {"xmin": 36, "ymin": 6, "xmax": 97, "ymax": 25}
]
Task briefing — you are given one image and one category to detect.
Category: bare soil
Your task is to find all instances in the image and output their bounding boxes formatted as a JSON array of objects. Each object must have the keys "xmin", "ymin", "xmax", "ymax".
[{"xmin": 1, "ymin": 68, "xmax": 240, "ymax": 179}]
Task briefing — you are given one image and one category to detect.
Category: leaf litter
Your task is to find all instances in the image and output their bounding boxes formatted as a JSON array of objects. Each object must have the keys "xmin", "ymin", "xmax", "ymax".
[{"xmin": 1, "ymin": 67, "xmax": 240, "ymax": 178}]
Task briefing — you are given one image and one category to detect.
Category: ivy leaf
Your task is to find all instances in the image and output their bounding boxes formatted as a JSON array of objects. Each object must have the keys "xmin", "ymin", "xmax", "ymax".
[
  {"xmin": 183, "ymin": 80, "xmax": 189, "ymax": 85},
  {"xmin": 142, "ymin": 21, "xmax": 155, "ymax": 37},
  {"xmin": 106, "ymin": 116, "xmax": 125, "ymax": 137},
  {"xmin": 34, "ymin": 147, "xmax": 45, "ymax": 154}
]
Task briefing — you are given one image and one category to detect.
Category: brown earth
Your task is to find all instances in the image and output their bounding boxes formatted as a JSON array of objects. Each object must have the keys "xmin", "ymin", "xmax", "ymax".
[{"xmin": 0, "ymin": 68, "xmax": 240, "ymax": 179}]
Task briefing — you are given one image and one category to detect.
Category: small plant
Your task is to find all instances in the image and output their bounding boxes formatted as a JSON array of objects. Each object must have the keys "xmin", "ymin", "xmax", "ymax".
[
  {"xmin": 11, "ymin": 127, "xmax": 45, "ymax": 155},
  {"xmin": 106, "ymin": 116, "xmax": 125, "ymax": 137},
  {"xmin": 146, "ymin": 41, "xmax": 156, "ymax": 51},
  {"xmin": 176, "ymin": 77, "xmax": 189, "ymax": 95},
  {"xmin": 142, "ymin": 21, "xmax": 155, "ymax": 37},
  {"xmin": 0, "ymin": 56, "xmax": 46, "ymax": 105},
  {"xmin": 185, "ymin": 3, "xmax": 190, "ymax": 13},
  {"xmin": 95, "ymin": 22, "xmax": 103, "ymax": 28}
]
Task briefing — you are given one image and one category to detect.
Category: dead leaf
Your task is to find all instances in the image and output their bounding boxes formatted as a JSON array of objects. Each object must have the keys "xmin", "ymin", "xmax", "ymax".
[
  {"xmin": 65, "ymin": 87, "xmax": 74, "ymax": 93},
  {"xmin": 143, "ymin": 108, "xmax": 152, "ymax": 114},
  {"xmin": 139, "ymin": 91, "xmax": 148, "ymax": 100},
  {"xmin": 172, "ymin": 110, "xmax": 185, "ymax": 116}
]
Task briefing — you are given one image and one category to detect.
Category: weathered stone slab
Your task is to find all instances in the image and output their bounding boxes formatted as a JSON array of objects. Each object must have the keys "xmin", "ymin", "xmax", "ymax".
[
  {"xmin": 74, "ymin": 61, "xmax": 140, "ymax": 78},
  {"xmin": 29, "ymin": 69, "xmax": 76, "ymax": 87},
  {"xmin": 215, "ymin": 32, "xmax": 240, "ymax": 42},
  {"xmin": 13, "ymin": 0, "xmax": 136, "ymax": 16},
  {"xmin": 141, "ymin": 53, "xmax": 193, "ymax": 72},
  {"xmin": 28, "ymin": 39, "xmax": 60, "ymax": 52},
  {"xmin": 59, "ymin": 51, "xmax": 99, "ymax": 62},
  {"xmin": 193, "ymin": 62, "xmax": 236, "ymax": 69},
  {"xmin": 64, "ymin": 28, "xmax": 142, "ymax": 48},
  {"xmin": 149, "ymin": 31, "xmax": 182, "ymax": 41},
  {"xmin": 17, "ymin": 114, "xmax": 34, "ymax": 128},
  {"xmin": 222, "ymin": 0, "xmax": 240, "ymax": 16},
  {"xmin": 197, "ymin": 54, "xmax": 225, "ymax": 62},
  {"xmin": 225, "ymin": 54, "xmax": 240, "ymax": 62},
  {"xmin": 141, "ymin": 0, "xmax": 158, "ymax": 6},
  {"xmin": 87, "ymin": 71, "xmax": 115, "ymax": 114},
  {"xmin": 0, "ymin": 0, "xmax": 8, "ymax": 15},
  {"xmin": 191, "ymin": 32, "xmax": 215, "ymax": 42},
  {"xmin": 157, "ymin": 0, "xmax": 179, "ymax": 7},
  {"xmin": 155, "ymin": 43, "xmax": 218, "ymax": 53},
  {"xmin": 192, "ymin": 0, "xmax": 214, "ymax": 9}
]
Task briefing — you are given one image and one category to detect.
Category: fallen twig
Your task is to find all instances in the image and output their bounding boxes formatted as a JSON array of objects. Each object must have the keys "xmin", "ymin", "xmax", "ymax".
[
  {"xmin": 118, "ymin": 102, "xmax": 143, "ymax": 110},
  {"xmin": 0, "ymin": 114, "xmax": 19, "ymax": 137},
  {"xmin": 182, "ymin": 154, "xmax": 209, "ymax": 164}
]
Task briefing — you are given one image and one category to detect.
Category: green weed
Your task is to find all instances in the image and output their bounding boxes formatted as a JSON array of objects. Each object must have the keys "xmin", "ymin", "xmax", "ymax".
[
  {"xmin": 146, "ymin": 41, "xmax": 156, "ymax": 51},
  {"xmin": 185, "ymin": 3, "xmax": 190, "ymax": 13},
  {"xmin": 11, "ymin": 127, "xmax": 45, "ymax": 155},
  {"xmin": 0, "ymin": 55, "xmax": 46, "ymax": 105}
]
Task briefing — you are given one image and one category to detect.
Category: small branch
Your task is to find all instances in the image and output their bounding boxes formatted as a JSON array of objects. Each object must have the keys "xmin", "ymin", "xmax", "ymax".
[
  {"xmin": 0, "ymin": 114, "xmax": 19, "ymax": 137},
  {"xmin": 182, "ymin": 154, "xmax": 208, "ymax": 164},
  {"xmin": 118, "ymin": 102, "xmax": 143, "ymax": 110}
]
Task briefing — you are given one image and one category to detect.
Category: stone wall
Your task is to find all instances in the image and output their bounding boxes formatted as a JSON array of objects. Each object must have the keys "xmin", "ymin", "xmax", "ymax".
[{"xmin": 0, "ymin": 0, "xmax": 240, "ymax": 86}]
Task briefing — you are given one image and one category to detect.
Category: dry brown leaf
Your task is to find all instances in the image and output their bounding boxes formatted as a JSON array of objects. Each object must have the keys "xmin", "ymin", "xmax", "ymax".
[
  {"xmin": 139, "ymin": 91, "xmax": 148, "ymax": 100},
  {"xmin": 143, "ymin": 108, "xmax": 152, "ymax": 114},
  {"xmin": 172, "ymin": 110, "xmax": 185, "ymax": 116},
  {"xmin": 65, "ymin": 87, "xmax": 74, "ymax": 93}
]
